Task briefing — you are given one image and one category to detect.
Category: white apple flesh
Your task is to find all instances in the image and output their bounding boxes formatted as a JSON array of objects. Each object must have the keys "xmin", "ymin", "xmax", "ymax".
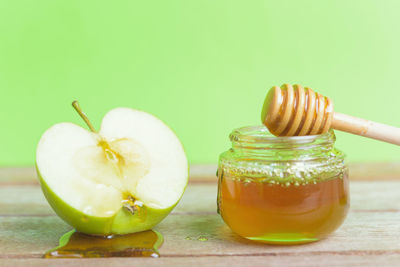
[{"xmin": 36, "ymin": 107, "xmax": 188, "ymax": 235}]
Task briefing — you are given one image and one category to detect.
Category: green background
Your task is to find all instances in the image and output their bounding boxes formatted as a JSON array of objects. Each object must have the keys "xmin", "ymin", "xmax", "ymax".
[{"xmin": 1, "ymin": 0, "xmax": 400, "ymax": 165}]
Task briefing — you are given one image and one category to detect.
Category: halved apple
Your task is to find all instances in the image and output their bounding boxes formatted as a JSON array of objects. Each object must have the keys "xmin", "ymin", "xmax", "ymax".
[{"xmin": 36, "ymin": 104, "xmax": 188, "ymax": 235}]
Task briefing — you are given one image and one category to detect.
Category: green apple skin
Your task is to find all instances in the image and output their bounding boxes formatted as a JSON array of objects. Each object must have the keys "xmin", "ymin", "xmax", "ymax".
[{"xmin": 37, "ymin": 166, "xmax": 188, "ymax": 236}]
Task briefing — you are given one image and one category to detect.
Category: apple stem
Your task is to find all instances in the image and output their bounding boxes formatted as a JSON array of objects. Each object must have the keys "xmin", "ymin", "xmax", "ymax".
[{"xmin": 72, "ymin": 101, "xmax": 97, "ymax": 133}]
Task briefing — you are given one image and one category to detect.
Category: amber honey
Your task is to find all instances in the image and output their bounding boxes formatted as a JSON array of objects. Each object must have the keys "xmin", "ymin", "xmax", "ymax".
[
  {"xmin": 45, "ymin": 229, "xmax": 163, "ymax": 258},
  {"xmin": 218, "ymin": 126, "xmax": 349, "ymax": 244},
  {"xmin": 218, "ymin": 172, "xmax": 349, "ymax": 244}
]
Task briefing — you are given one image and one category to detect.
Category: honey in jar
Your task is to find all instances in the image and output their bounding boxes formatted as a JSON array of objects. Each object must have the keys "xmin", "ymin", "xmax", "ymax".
[{"xmin": 217, "ymin": 126, "xmax": 349, "ymax": 244}]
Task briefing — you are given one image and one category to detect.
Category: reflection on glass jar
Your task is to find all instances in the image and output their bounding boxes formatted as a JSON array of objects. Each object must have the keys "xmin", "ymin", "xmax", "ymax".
[{"xmin": 217, "ymin": 126, "xmax": 349, "ymax": 244}]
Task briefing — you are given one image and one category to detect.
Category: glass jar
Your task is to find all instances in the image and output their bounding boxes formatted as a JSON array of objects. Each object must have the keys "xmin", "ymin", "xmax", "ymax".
[{"xmin": 217, "ymin": 126, "xmax": 349, "ymax": 244}]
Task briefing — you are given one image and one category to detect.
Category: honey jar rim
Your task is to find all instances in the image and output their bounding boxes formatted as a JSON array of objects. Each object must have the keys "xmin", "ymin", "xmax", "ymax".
[{"xmin": 229, "ymin": 125, "xmax": 335, "ymax": 147}]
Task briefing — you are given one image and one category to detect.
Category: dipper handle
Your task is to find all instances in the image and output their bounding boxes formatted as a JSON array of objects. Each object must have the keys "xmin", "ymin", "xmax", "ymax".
[
  {"xmin": 261, "ymin": 84, "xmax": 400, "ymax": 145},
  {"xmin": 332, "ymin": 112, "xmax": 400, "ymax": 145}
]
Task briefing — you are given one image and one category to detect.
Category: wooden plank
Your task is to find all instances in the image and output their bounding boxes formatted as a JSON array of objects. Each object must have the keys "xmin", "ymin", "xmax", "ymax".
[
  {"xmin": 0, "ymin": 211, "xmax": 400, "ymax": 257},
  {"xmin": 0, "ymin": 185, "xmax": 54, "ymax": 216},
  {"xmin": 1, "ymin": 165, "xmax": 399, "ymax": 265},
  {"xmin": 0, "ymin": 167, "xmax": 38, "ymax": 185},
  {"xmin": 350, "ymin": 162, "xmax": 400, "ymax": 181},
  {"xmin": 0, "ymin": 182, "xmax": 399, "ymax": 216},
  {"xmin": 2, "ymin": 254, "xmax": 400, "ymax": 267},
  {"xmin": 350, "ymin": 181, "xmax": 400, "ymax": 211}
]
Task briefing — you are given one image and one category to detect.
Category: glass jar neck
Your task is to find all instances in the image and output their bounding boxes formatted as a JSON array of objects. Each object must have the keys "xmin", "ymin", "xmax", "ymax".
[{"xmin": 230, "ymin": 126, "xmax": 336, "ymax": 160}]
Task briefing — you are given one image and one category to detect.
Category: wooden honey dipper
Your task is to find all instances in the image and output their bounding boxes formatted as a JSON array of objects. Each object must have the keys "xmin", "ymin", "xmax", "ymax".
[{"xmin": 261, "ymin": 84, "xmax": 400, "ymax": 145}]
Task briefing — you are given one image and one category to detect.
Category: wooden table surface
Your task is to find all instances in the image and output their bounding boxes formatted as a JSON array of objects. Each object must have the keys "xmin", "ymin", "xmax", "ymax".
[{"xmin": 1, "ymin": 163, "xmax": 400, "ymax": 266}]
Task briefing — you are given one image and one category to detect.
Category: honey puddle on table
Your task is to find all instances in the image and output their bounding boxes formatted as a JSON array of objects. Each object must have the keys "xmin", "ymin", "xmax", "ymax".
[{"xmin": 44, "ymin": 230, "xmax": 163, "ymax": 258}]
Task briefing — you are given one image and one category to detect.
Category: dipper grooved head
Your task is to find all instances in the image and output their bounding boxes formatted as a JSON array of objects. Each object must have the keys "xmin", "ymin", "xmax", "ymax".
[{"xmin": 261, "ymin": 84, "xmax": 334, "ymax": 136}]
